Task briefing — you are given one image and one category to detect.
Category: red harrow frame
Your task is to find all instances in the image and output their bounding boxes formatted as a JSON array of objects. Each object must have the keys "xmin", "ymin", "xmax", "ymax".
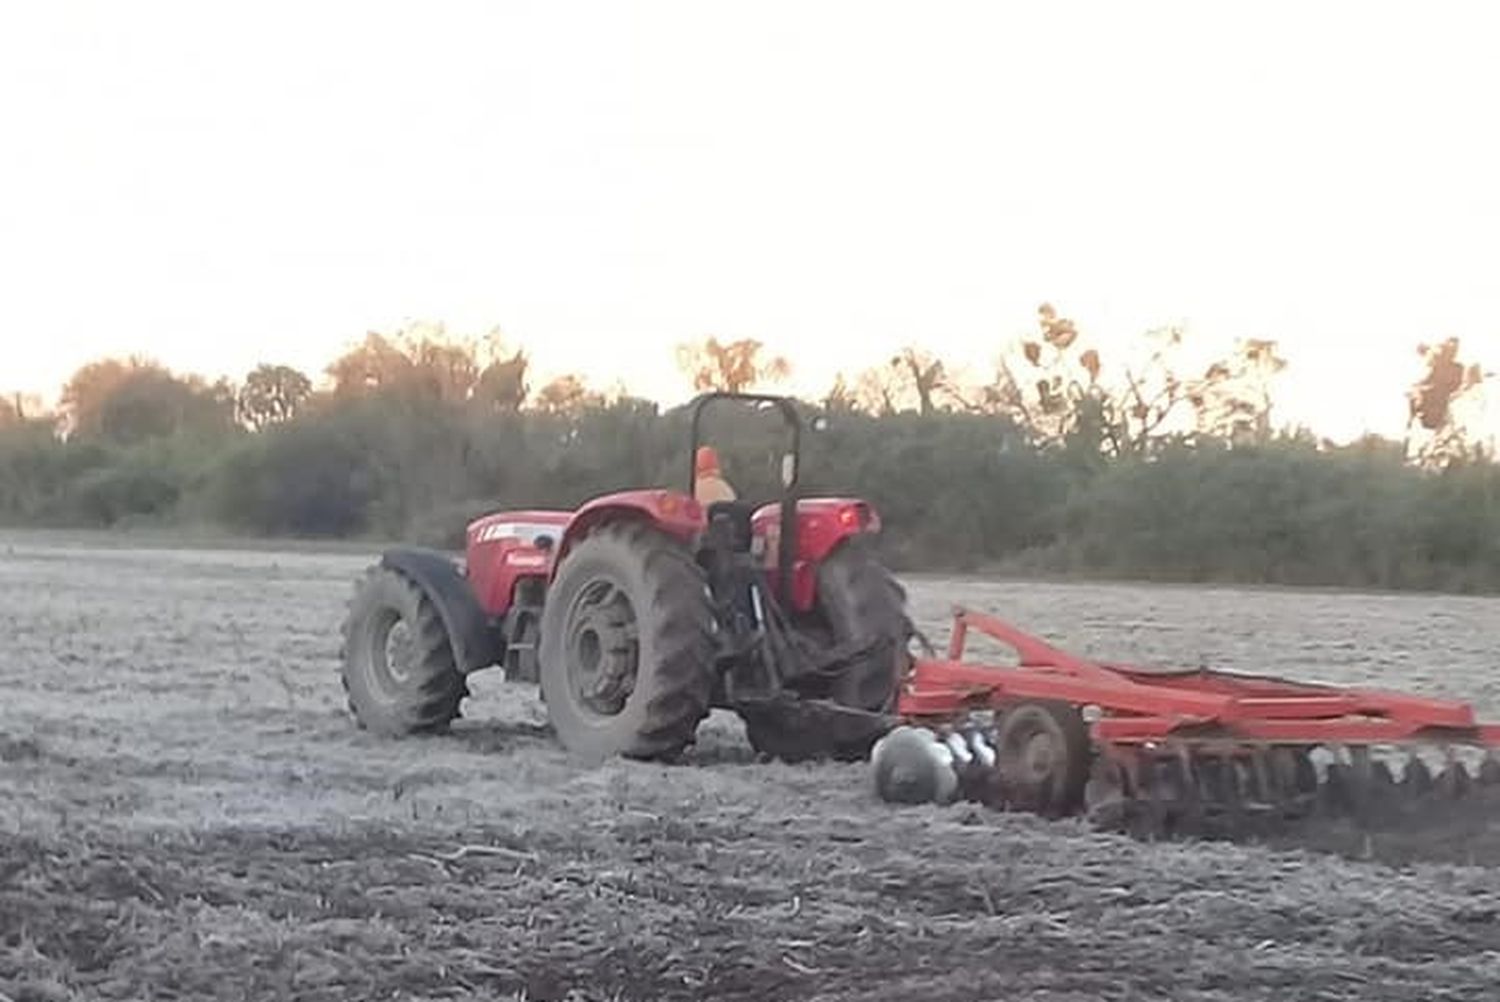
[{"xmin": 873, "ymin": 607, "xmax": 1500, "ymax": 839}]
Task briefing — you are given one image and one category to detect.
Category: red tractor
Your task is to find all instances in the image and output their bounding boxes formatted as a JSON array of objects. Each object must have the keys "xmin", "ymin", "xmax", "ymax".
[
  {"xmin": 339, "ymin": 392, "xmax": 913, "ymax": 762},
  {"xmin": 339, "ymin": 389, "xmax": 1500, "ymax": 847}
]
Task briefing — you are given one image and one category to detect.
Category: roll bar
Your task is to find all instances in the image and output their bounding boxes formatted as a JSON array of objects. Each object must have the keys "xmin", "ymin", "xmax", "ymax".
[{"xmin": 686, "ymin": 391, "xmax": 804, "ymax": 599}]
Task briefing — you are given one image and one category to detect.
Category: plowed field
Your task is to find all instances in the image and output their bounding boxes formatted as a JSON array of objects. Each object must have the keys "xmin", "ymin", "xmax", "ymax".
[{"xmin": 4, "ymin": 534, "xmax": 1500, "ymax": 1001}]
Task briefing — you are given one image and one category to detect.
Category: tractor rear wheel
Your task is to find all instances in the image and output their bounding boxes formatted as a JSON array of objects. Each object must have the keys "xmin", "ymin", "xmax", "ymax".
[
  {"xmin": 340, "ymin": 566, "xmax": 467, "ymax": 735},
  {"xmin": 538, "ymin": 522, "xmax": 716, "ymax": 761},
  {"xmin": 743, "ymin": 537, "xmax": 912, "ymax": 762}
]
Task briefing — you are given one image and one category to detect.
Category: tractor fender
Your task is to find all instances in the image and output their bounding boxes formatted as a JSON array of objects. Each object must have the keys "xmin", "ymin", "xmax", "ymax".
[
  {"xmin": 751, "ymin": 498, "xmax": 882, "ymax": 611},
  {"xmin": 751, "ymin": 498, "xmax": 881, "ymax": 563},
  {"xmin": 379, "ymin": 546, "xmax": 501, "ymax": 674},
  {"xmin": 550, "ymin": 489, "xmax": 705, "ymax": 577}
]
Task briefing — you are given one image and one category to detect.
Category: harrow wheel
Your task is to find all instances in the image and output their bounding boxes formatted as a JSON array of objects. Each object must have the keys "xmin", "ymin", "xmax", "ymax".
[{"xmin": 993, "ymin": 700, "xmax": 1091, "ymax": 816}]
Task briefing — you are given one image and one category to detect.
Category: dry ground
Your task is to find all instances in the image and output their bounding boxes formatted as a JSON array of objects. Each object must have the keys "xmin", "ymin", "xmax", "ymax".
[{"xmin": 4, "ymin": 532, "xmax": 1500, "ymax": 1000}]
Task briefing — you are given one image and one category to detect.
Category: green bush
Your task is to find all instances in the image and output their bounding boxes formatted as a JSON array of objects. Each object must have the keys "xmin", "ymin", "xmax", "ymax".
[
  {"xmin": 1048, "ymin": 439, "xmax": 1500, "ymax": 591},
  {"xmin": 68, "ymin": 459, "xmax": 183, "ymax": 526},
  {"xmin": 0, "ymin": 422, "xmax": 106, "ymax": 524},
  {"xmin": 5, "ymin": 386, "xmax": 1499, "ymax": 594},
  {"xmin": 211, "ymin": 417, "xmax": 380, "ymax": 537}
]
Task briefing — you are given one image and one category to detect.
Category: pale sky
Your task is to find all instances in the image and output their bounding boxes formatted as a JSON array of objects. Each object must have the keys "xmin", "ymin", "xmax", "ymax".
[{"xmin": 2, "ymin": 1, "xmax": 1498, "ymax": 443}]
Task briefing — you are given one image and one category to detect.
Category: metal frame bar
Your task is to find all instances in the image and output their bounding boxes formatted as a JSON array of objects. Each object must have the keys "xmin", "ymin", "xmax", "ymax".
[
  {"xmin": 687, "ymin": 391, "xmax": 802, "ymax": 603},
  {"xmin": 899, "ymin": 606, "xmax": 1500, "ymax": 750}
]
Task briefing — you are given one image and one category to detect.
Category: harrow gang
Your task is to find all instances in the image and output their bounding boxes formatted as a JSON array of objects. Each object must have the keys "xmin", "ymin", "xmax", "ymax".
[{"xmin": 875, "ymin": 607, "xmax": 1500, "ymax": 839}]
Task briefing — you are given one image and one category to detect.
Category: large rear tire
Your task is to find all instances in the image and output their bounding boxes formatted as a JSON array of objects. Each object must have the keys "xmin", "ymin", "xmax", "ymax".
[
  {"xmin": 743, "ymin": 537, "xmax": 912, "ymax": 762},
  {"xmin": 340, "ymin": 565, "xmax": 467, "ymax": 735},
  {"xmin": 820, "ymin": 537, "xmax": 912, "ymax": 713},
  {"xmin": 538, "ymin": 522, "xmax": 716, "ymax": 761}
]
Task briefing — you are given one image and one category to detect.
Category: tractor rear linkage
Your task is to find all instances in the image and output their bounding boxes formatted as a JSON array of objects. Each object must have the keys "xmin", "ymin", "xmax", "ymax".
[{"xmin": 875, "ymin": 606, "xmax": 1500, "ymax": 836}]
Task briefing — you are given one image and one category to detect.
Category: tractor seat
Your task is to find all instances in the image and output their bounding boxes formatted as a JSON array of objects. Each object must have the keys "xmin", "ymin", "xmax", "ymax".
[{"xmin": 704, "ymin": 500, "xmax": 756, "ymax": 553}]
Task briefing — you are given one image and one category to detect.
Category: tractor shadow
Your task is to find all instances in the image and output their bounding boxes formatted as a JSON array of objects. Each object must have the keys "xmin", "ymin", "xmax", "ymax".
[
  {"xmin": 449, "ymin": 718, "xmax": 558, "ymax": 756},
  {"xmin": 680, "ymin": 741, "xmax": 761, "ymax": 767},
  {"xmin": 449, "ymin": 711, "xmax": 766, "ymax": 767}
]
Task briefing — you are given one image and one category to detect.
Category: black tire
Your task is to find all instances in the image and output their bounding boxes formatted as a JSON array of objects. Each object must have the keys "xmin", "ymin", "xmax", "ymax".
[
  {"xmin": 994, "ymin": 699, "xmax": 1092, "ymax": 816},
  {"xmin": 820, "ymin": 537, "xmax": 912, "ymax": 712},
  {"xmin": 340, "ymin": 565, "xmax": 467, "ymax": 736},
  {"xmin": 743, "ymin": 537, "xmax": 913, "ymax": 762},
  {"xmin": 538, "ymin": 521, "xmax": 715, "ymax": 761}
]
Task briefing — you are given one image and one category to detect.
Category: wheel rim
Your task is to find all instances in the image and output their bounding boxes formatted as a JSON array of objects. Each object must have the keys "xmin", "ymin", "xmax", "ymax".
[
  {"xmin": 369, "ymin": 609, "xmax": 417, "ymax": 701},
  {"xmin": 564, "ymin": 577, "xmax": 640, "ymax": 718}
]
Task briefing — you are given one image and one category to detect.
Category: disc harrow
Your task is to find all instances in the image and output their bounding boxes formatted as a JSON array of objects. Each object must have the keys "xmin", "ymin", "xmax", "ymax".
[{"xmin": 871, "ymin": 607, "xmax": 1500, "ymax": 847}]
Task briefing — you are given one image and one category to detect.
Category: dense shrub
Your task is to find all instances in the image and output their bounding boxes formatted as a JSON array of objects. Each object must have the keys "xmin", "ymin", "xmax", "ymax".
[
  {"xmin": 0, "ymin": 422, "xmax": 107, "ymax": 523},
  {"xmin": 3, "ymin": 390, "xmax": 1498, "ymax": 593},
  {"xmin": 211, "ymin": 417, "xmax": 381, "ymax": 537}
]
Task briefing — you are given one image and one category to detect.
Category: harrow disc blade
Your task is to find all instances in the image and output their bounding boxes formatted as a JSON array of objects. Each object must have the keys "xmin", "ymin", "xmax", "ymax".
[
  {"xmin": 1402, "ymin": 755, "xmax": 1435, "ymax": 794},
  {"xmin": 1083, "ymin": 755, "xmax": 1132, "ymax": 831},
  {"xmin": 1437, "ymin": 760, "xmax": 1472, "ymax": 799},
  {"xmin": 1114, "ymin": 745, "xmax": 1500, "ymax": 859},
  {"xmin": 868, "ymin": 724, "xmax": 1500, "ymax": 862}
]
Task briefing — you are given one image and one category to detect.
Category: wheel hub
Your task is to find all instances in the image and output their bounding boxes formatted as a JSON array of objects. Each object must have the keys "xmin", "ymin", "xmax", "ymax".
[
  {"xmin": 375, "ymin": 613, "xmax": 417, "ymax": 695},
  {"xmin": 1020, "ymin": 732, "xmax": 1058, "ymax": 781},
  {"xmin": 997, "ymin": 707, "xmax": 1077, "ymax": 811},
  {"xmin": 566, "ymin": 579, "xmax": 639, "ymax": 716}
]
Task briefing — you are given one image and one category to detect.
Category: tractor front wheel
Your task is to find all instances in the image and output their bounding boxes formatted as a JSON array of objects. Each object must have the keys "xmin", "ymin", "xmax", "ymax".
[
  {"xmin": 538, "ymin": 522, "xmax": 716, "ymax": 761},
  {"xmin": 340, "ymin": 565, "xmax": 467, "ymax": 735}
]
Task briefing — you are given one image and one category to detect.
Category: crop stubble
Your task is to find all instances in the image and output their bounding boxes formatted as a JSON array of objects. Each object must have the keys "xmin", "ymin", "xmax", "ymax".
[{"xmin": 3, "ymin": 535, "xmax": 1500, "ymax": 1000}]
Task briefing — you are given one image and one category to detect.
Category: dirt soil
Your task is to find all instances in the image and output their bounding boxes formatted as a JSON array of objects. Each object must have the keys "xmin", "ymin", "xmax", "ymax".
[{"xmin": 4, "ymin": 533, "xmax": 1500, "ymax": 1001}]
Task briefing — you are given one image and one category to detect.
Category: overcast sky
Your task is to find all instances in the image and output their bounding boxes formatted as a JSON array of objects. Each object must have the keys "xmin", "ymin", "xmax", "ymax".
[{"xmin": 2, "ymin": 1, "xmax": 1497, "ymax": 441}]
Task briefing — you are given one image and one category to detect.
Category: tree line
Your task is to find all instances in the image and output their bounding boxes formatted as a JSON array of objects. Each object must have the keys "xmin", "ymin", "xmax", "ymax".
[{"xmin": 1, "ymin": 308, "xmax": 1496, "ymax": 593}]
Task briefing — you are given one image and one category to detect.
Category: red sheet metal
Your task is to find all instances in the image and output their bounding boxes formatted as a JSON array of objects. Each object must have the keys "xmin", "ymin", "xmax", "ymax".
[{"xmin": 898, "ymin": 606, "xmax": 1500, "ymax": 751}]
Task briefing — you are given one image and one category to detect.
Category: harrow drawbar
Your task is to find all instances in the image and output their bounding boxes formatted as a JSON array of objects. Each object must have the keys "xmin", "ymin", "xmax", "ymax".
[{"xmin": 872, "ymin": 607, "xmax": 1500, "ymax": 845}]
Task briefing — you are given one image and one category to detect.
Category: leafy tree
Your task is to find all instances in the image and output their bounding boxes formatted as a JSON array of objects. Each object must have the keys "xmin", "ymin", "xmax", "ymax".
[
  {"xmin": 0, "ymin": 394, "xmax": 22, "ymax": 428},
  {"xmin": 1406, "ymin": 337, "xmax": 1493, "ymax": 467},
  {"xmin": 533, "ymin": 374, "xmax": 604, "ymax": 415},
  {"xmin": 237, "ymin": 364, "xmax": 313, "ymax": 430},
  {"xmin": 982, "ymin": 303, "xmax": 1100, "ymax": 442},
  {"xmin": 1192, "ymin": 338, "xmax": 1289, "ymax": 443},
  {"xmin": 983, "ymin": 304, "xmax": 1284, "ymax": 457},
  {"xmin": 409, "ymin": 340, "xmax": 478, "ymax": 402},
  {"xmin": 851, "ymin": 365, "xmax": 900, "ymax": 416},
  {"xmin": 326, "ymin": 323, "xmax": 472, "ymax": 401},
  {"xmin": 59, "ymin": 357, "xmax": 236, "ymax": 445},
  {"xmin": 474, "ymin": 349, "xmax": 530, "ymax": 411},
  {"xmin": 676, "ymin": 336, "xmax": 791, "ymax": 393},
  {"xmin": 12, "ymin": 326, "xmax": 1500, "ymax": 595},
  {"xmin": 834, "ymin": 348, "xmax": 968, "ymax": 417},
  {"xmin": 888, "ymin": 347, "xmax": 957, "ymax": 415},
  {"xmin": 325, "ymin": 333, "xmax": 417, "ymax": 397},
  {"xmin": 327, "ymin": 322, "xmax": 530, "ymax": 409},
  {"xmin": 822, "ymin": 374, "xmax": 861, "ymax": 414}
]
